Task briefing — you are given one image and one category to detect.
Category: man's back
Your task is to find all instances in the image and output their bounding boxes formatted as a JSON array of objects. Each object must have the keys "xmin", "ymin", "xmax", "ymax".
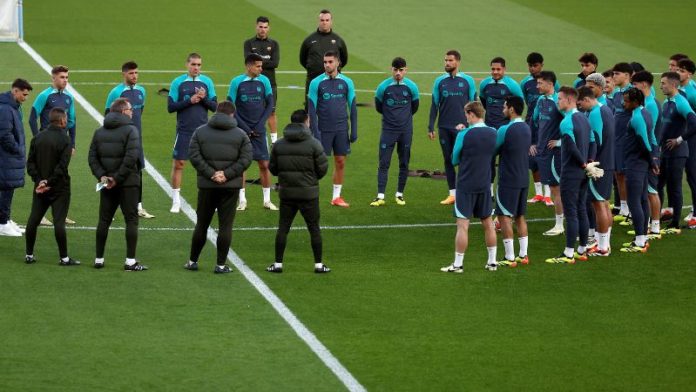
[
  {"xmin": 88, "ymin": 112, "xmax": 140, "ymax": 187},
  {"xmin": 452, "ymin": 123, "xmax": 497, "ymax": 193},
  {"xmin": 27, "ymin": 125, "xmax": 71, "ymax": 188}
]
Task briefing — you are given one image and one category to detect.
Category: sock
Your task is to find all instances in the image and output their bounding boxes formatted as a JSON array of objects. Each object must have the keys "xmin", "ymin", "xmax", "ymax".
[
  {"xmin": 599, "ymin": 232, "xmax": 608, "ymax": 251},
  {"xmin": 490, "ymin": 183, "xmax": 494, "ymax": 195},
  {"xmin": 578, "ymin": 245, "xmax": 586, "ymax": 255},
  {"xmin": 377, "ymin": 193, "xmax": 385, "ymax": 200},
  {"xmin": 534, "ymin": 182, "xmax": 542, "ymax": 196},
  {"xmin": 333, "ymin": 184, "xmax": 342, "ymax": 199},
  {"xmin": 395, "ymin": 192, "xmax": 403, "ymax": 198},
  {"xmin": 138, "ymin": 202, "xmax": 143, "ymax": 210},
  {"xmin": 650, "ymin": 219, "xmax": 660, "ymax": 233},
  {"xmin": 263, "ymin": 187, "xmax": 271, "ymax": 203},
  {"xmin": 315, "ymin": 262, "xmax": 323, "ymax": 269},
  {"xmin": 95, "ymin": 257, "xmax": 104, "ymax": 264},
  {"xmin": 239, "ymin": 188, "xmax": 247, "ymax": 202},
  {"xmin": 543, "ymin": 185, "xmax": 551, "ymax": 198},
  {"xmin": 449, "ymin": 189, "xmax": 456, "ymax": 197},
  {"xmin": 664, "ymin": 207, "xmax": 674, "ymax": 214},
  {"xmin": 487, "ymin": 246, "xmax": 497, "ymax": 264},
  {"xmin": 555, "ymin": 214, "xmax": 564, "ymax": 228},
  {"xmin": 172, "ymin": 188, "xmax": 180, "ymax": 203},
  {"xmin": 620, "ymin": 200, "xmax": 628, "ymax": 215},
  {"xmin": 26, "ymin": 254, "xmax": 33, "ymax": 258},
  {"xmin": 270, "ymin": 133, "xmax": 278, "ymax": 143},
  {"xmin": 125, "ymin": 258, "xmax": 136, "ymax": 266},
  {"xmin": 564, "ymin": 247, "xmax": 574, "ymax": 258},
  {"xmin": 594, "ymin": 230, "xmax": 600, "ymax": 243},
  {"xmin": 274, "ymin": 262, "xmax": 282, "ymax": 268},
  {"xmin": 503, "ymin": 239, "xmax": 514, "ymax": 260},
  {"xmin": 635, "ymin": 235, "xmax": 646, "ymax": 247},
  {"xmin": 588, "ymin": 228, "xmax": 596, "ymax": 238},
  {"xmin": 518, "ymin": 236, "xmax": 528, "ymax": 257},
  {"xmin": 61, "ymin": 256, "xmax": 69, "ymax": 262},
  {"xmin": 453, "ymin": 252, "xmax": 464, "ymax": 267}
]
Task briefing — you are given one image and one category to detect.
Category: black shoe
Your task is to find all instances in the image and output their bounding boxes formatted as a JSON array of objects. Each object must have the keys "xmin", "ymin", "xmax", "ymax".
[
  {"xmin": 314, "ymin": 264, "xmax": 331, "ymax": 273},
  {"xmin": 266, "ymin": 263, "xmax": 283, "ymax": 273},
  {"xmin": 214, "ymin": 264, "xmax": 233, "ymax": 274},
  {"xmin": 184, "ymin": 261, "xmax": 198, "ymax": 271},
  {"xmin": 94, "ymin": 261, "xmax": 104, "ymax": 269},
  {"xmin": 124, "ymin": 263, "xmax": 148, "ymax": 271},
  {"xmin": 25, "ymin": 255, "xmax": 36, "ymax": 264},
  {"xmin": 59, "ymin": 257, "xmax": 80, "ymax": 266}
]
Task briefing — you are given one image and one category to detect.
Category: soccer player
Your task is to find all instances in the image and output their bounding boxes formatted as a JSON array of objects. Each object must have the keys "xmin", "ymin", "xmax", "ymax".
[
  {"xmin": 25, "ymin": 108, "xmax": 78, "ymax": 265},
  {"xmin": 372, "ymin": 57, "xmax": 419, "ymax": 206},
  {"xmin": 440, "ymin": 101, "xmax": 498, "ymax": 272},
  {"xmin": 545, "ymin": 87, "xmax": 592, "ymax": 264},
  {"xmin": 428, "ymin": 50, "xmax": 476, "ymax": 205},
  {"xmin": 668, "ymin": 53, "xmax": 689, "ymax": 72},
  {"xmin": 619, "ymin": 88, "xmax": 656, "ymax": 253},
  {"xmin": 676, "ymin": 58, "xmax": 696, "ymax": 227},
  {"xmin": 577, "ymin": 86, "xmax": 615, "ymax": 256},
  {"xmin": 520, "ymin": 52, "xmax": 556, "ymax": 204},
  {"xmin": 244, "ymin": 16, "xmax": 280, "ymax": 144},
  {"xmin": 300, "ymin": 9, "xmax": 348, "ymax": 107},
  {"xmin": 105, "ymin": 61, "xmax": 153, "ymax": 219},
  {"xmin": 88, "ymin": 98, "xmax": 147, "ymax": 271},
  {"xmin": 658, "ymin": 72, "xmax": 696, "ymax": 233},
  {"xmin": 611, "ymin": 63, "xmax": 634, "ymax": 223},
  {"xmin": 479, "ymin": 57, "xmax": 524, "ymax": 130},
  {"xmin": 631, "ymin": 71, "xmax": 662, "ymax": 238},
  {"xmin": 585, "ymin": 72, "xmax": 609, "ymax": 106},
  {"xmin": 167, "ymin": 53, "xmax": 217, "ymax": 213},
  {"xmin": 494, "ymin": 96, "xmax": 531, "ymax": 267},
  {"xmin": 307, "ymin": 51, "xmax": 357, "ymax": 207},
  {"xmin": 227, "ymin": 53, "xmax": 276, "ymax": 211},
  {"xmin": 532, "ymin": 71, "xmax": 565, "ymax": 235},
  {"xmin": 602, "ymin": 70, "xmax": 616, "ymax": 112},
  {"xmin": 574, "ymin": 52, "xmax": 599, "ymax": 88}
]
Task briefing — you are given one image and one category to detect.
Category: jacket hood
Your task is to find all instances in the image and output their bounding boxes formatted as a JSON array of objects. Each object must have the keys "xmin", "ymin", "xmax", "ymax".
[
  {"xmin": 282, "ymin": 123, "xmax": 312, "ymax": 142},
  {"xmin": 0, "ymin": 91, "xmax": 19, "ymax": 109},
  {"xmin": 208, "ymin": 113, "xmax": 238, "ymax": 130},
  {"xmin": 103, "ymin": 112, "xmax": 133, "ymax": 129}
]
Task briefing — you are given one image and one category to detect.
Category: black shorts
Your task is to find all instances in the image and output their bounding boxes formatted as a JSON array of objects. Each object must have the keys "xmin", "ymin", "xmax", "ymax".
[
  {"xmin": 648, "ymin": 169, "xmax": 658, "ymax": 194},
  {"xmin": 538, "ymin": 150, "xmax": 561, "ymax": 186},
  {"xmin": 321, "ymin": 131, "xmax": 351, "ymax": 156},
  {"xmin": 495, "ymin": 186, "xmax": 528, "ymax": 217},
  {"xmin": 454, "ymin": 191, "xmax": 492, "ymax": 220},
  {"xmin": 173, "ymin": 132, "xmax": 192, "ymax": 160},
  {"xmin": 250, "ymin": 132, "xmax": 270, "ymax": 161},
  {"xmin": 588, "ymin": 171, "xmax": 614, "ymax": 201}
]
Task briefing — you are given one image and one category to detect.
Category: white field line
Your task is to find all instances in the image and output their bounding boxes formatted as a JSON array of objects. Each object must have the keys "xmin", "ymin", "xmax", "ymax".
[{"xmin": 18, "ymin": 41, "xmax": 367, "ymax": 392}]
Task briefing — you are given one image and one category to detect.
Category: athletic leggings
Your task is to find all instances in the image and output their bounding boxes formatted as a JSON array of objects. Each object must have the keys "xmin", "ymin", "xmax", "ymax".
[{"xmin": 625, "ymin": 169, "xmax": 649, "ymax": 236}]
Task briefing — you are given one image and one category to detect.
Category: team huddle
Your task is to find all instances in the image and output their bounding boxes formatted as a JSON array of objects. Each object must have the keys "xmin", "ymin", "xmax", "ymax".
[{"xmin": 1, "ymin": 9, "xmax": 695, "ymax": 274}]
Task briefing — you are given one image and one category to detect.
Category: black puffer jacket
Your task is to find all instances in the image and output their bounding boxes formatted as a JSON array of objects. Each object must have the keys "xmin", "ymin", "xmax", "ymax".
[
  {"xmin": 88, "ymin": 112, "xmax": 140, "ymax": 187},
  {"xmin": 189, "ymin": 113, "xmax": 252, "ymax": 189},
  {"xmin": 270, "ymin": 123, "xmax": 328, "ymax": 200}
]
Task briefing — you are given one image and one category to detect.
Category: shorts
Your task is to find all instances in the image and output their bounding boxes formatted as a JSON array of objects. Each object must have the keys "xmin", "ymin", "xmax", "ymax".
[
  {"xmin": 529, "ymin": 154, "xmax": 538, "ymax": 172},
  {"xmin": 588, "ymin": 170, "xmax": 614, "ymax": 201},
  {"xmin": 173, "ymin": 132, "xmax": 193, "ymax": 160},
  {"xmin": 250, "ymin": 132, "xmax": 270, "ymax": 161},
  {"xmin": 495, "ymin": 186, "xmax": 528, "ymax": 217},
  {"xmin": 538, "ymin": 150, "xmax": 561, "ymax": 186},
  {"xmin": 271, "ymin": 85, "xmax": 278, "ymax": 111},
  {"xmin": 454, "ymin": 190, "xmax": 492, "ymax": 220},
  {"xmin": 648, "ymin": 169, "xmax": 658, "ymax": 194},
  {"xmin": 321, "ymin": 131, "xmax": 350, "ymax": 156}
]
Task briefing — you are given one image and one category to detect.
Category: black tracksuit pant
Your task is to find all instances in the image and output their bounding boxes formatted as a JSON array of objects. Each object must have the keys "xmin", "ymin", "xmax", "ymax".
[
  {"xmin": 25, "ymin": 187, "xmax": 70, "ymax": 258},
  {"xmin": 189, "ymin": 188, "xmax": 239, "ymax": 265},
  {"xmin": 275, "ymin": 198, "xmax": 322, "ymax": 264},
  {"xmin": 96, "ymin": 186, "xmax": 139, "ymax": 259}
]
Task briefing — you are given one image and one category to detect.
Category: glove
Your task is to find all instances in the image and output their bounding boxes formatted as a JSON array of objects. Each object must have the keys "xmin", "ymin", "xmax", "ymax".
[{"xmin": 584, "ymin": 161, "xmax": 604, "ymax": 179}]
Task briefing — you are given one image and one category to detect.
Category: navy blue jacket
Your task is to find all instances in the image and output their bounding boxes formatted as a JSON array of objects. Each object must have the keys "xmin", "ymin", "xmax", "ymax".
[
  {"xmin": 611, "ymin": 84, "xmax": 632, "ymax": 149},
  {"xmin": 375, "ymin": 77, "xmax": 419, "ymax": 132},
  {"xmin": 452, "ymin": 122, "xmax": 497, "ymax": 193},
  {"xmin": 624, "ymin": 107, "xmax": 654, "ymax": 172},
  {"xmin": 586, "ymin": 103, "xmax": 615, "ymax": 171},
  {"xmin": 167, "ymin": 74, "xmax": 217, "ymax": 134},
  {"xmin": 559, "ymin": 109, "xmax": 590, "ymax": 180},
  {"xmin": 227, "ymin": 74, "xmax": 274, "ymax": 134},
  {"xmin": 660, "ymin": 94, "xmax": 696, "ymax": 159},
  {"xmin": 0, "ymin": 91, "xmax": 26, "ymax": 189},
  {"xmin": 307, "ymin": 73, "xmax": 357, "ymax": 140},
  {"xmin": 30, "ymin": 87, "xmax": 76, "ymax": 147},
  {"xmin": 479, "ymin": 76, "xmax": 524, "ymax": 129},
  {"xmin": 532, "ymin": 93, "xmax": 562, "ymax": 155},
  {"xmin": 428, "ymin": 72, "xmax": 476, "ymax": 131},
  {"xmin": 495, "ymin": 118, "xmax": 531, "ymax": 188}
]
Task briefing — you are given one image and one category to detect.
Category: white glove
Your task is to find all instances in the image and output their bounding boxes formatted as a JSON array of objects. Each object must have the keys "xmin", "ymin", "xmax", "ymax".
[{"xmin": 585, "ymin": 161, "xmax": 604, "ymax": 179}]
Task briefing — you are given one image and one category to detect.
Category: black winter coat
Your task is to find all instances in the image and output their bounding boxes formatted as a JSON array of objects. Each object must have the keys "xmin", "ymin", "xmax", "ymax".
[{"xmin": 88, "ymin": 112, "xmax": 140, "ymax": 187}]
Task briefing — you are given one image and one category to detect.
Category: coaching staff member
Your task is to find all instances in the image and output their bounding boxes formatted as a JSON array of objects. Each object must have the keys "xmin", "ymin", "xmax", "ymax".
[
  {"xmin": 267, "ymin": 109, "xmax": 330, "ymax": 273},
  {"xmin": 88, "ymin": 98, "xmax": 146, "ymax": 271},
  {"xmin": 25, "ymin": 108, "xmax": 79, "ymax": 265},
  {"xmin": 299, "ymin": 9, "xmax": 348, "ymax": 106},
  {"xmin": 184, "ymin": 101, "xmax": 252, "ymax": 274}
]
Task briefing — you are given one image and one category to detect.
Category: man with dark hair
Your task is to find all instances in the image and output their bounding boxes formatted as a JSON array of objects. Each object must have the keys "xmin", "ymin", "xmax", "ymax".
[
  {"xmin": 300, "ymin": 9, "xmax": 348, "ymax": 106},
  {"xmin": 105, "ymin": 61, "xmax": 153, "ymax": 219},
  {"xmin": 0, "ymin": 78, "xmax": 32, "ymax": 237},
  {"xmin": 574, "ymin": 53, "xmax": 599, "ymax": 88},
  {"xmin": 428, "ymin": 50, "xmax": 477, "ymax": 205},
  {"xmin": 611, "ymin": 62, "xmax": 635, "ymax": 223},
  {"xmin": 659, "ymin": 72, "xmax": 696, "ymax": 233},
  {"xmin": 168, "ymin": 53, "xmax": 217, "ymax": 213},
  {"xmin": 227, "ymin": 53, "xmax": 276, "ymax": 211},
  {"xmin": 244, "ymin": 16, "xmax": 280, "ymax": 144},
  {"xmin": 441, "ymin": 101, "xmax": 498, "ymax": 273},
  {"xmin": 577, "ymin": 86, "xmax": 615, "ymax": 256},
  {"xmin": 602, "ymin": 70, "xmax": 616, "ymax": 112},
  {"xmin": 480, "ymin": 57, "xmax": 524, "ymax": 130},
  {"xmin": 24, "ymin": 108, "xmax": 78, "ymax": 265},
  {"xmin": 533, "ymin": 71, "xmax": 565, "ymax": 234},
  {"xmin": 89, "ymin": 98, "xmax": 147, "ymax": 270},
  {"xmin": 669, "ymin": 53, "xmax": 689, "ymax": 72},
  {"xmin": 184, "ymin": 101, "xmax": 252, "ymax": 274},
  {"xmin": 267, "ymin": 109, "xmax": 330, "ymax": 273},
  {"xmin": 521, "ymin": 52, "xmax": 558, "ymax": 204},
  {"xmin": 371, "ymin": 57, "xmax": 419, "ymax": 206},
  {"xmin": 494, "ymin": 96, "xmax": 531, "ymax": 267},
  {"xmin": 546, "ymin": 87, "xmax": 592, "ymax": 264},
  {"xmin": 675, "ymin": 58, "xmax": 696, "ymax": 227},
  {"xmin": 308, "ymin": 51, "xmax": 357, "ymax": 207}
]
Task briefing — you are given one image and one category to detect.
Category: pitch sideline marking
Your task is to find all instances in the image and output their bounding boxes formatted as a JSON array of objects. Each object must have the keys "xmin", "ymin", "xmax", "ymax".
[{"xmin": 18, "ymin": 41, "xmax": 367, "ymax": 392}]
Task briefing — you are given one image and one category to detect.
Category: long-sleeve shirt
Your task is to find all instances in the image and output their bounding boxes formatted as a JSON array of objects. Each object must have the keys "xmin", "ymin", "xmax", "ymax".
[
  {"xmin": 559, "ymin": 109, "xmax": 590, "ymax": 180},
  {"xmin": 644, "ymin": 94, "xmax": 661, "ymax": 158},
  {"xmin": 660, "ymin": 93, "xmax": 696, "ymax": 159},
  {"xmin": 479, "ymin": 76, "xmax": 524, "ymax": 129},
  {"xmin": 611, "ymin": 84, "xmax": 633, "ymax": 148},
  {"xmin": 495, "ymin": 118, "xmax": 531, "ymax": 188},
  {"xmin": 532, "ymin": 93, "xmax": 562, "ymax": 155},
  {"xmin": 29, "ymin": 87, "xmax": 76, "ymax": 147},
  {"xmin": 452, "ymin": 122, "xmax": 497, "ymax": 193},
  {"xmin": 624, "ymin": 106, "xmax": 654, "ymax": 171},
  {"xmin": 520, "ymin": 74, "xmax": 560, "ymax": 142},
  {"xmin": 105, "ymin": 83, "xmax": 146, "ymax": 132},
  {"xmin": 307, "ymin": 73, "xmax": 357, "ymax": 140},
  {"xmin": 299, "ymin": 29, "xmax": 348, "ymax": 76},
  {"xmin": 375, "ymin": 77, "xmax": 419, "ymax": 132},
  {"xmin": 586, "ymin": 103, "xmax": 615, "ymax": 170},
  {"xmin": 428, "ymin": 72, "xmax": 476, "ymax": 131},
  {"xmin": 167, "ymin": 74, "xmax": 217, "ymax": 134},
  {"xmin": 243, "ymin": 36, "xmax": 280, "ymax": 86},
  {"xmin": 227, "ymin": 74, "xmax": 274, "ymax": 133}
]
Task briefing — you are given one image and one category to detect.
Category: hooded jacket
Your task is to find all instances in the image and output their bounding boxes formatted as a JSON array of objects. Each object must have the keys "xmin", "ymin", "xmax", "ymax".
[
  {"xmin": 27, "ymin": 124, "xmax": 72, "ymax": 190},
  {"xmin": 88, "ymin": 112, "xmax": 140, "ymax": 187},
  {"xmin": 270, "ymin": 123, "xmax": 328, "ymax": 200},
  {"xmin": 189, "ymin": 113, "xmax": 252, "ymax": 189},
  {"xmin": 0, "ymin": 91, "xmax": 26, "ymax": 190}
]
